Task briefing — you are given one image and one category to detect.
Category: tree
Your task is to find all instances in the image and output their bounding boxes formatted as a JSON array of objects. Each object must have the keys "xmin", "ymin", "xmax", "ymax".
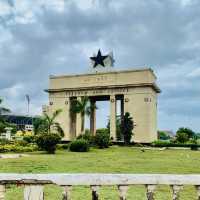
[
  {"xmin": 121, "ymin": 112, "xmax": 134, "ymax": 144},
  {"xmin": 0, "ymin": 98, "xmax": 12, "ymax": 134},
  {"xmin": 34, "ymin": 109, "xmax": 64, "ymax": 137},
  {"xmin": 195, "ymin": 133, "xmax": 200, "ymax": 139},
  {"xmin": 70, "ymin": 97, "xmax": 97, "ymax": 133},
  {"xmin": 43, "ymin": 109, "xmax": 64, "ymax": 136},
  {"xmin": 176, "ymin": 127, "xmax": 195, "ymax": 139},
  {"xmin": 34, "ymin": 109, "xmax": 63, "ymax": 154},
  {"xmin": 158, "ymin": 131, "xmax": 170, "ymax": 140},
  {"xmin": 0, "ymin": 98, "xmax": 10, "ymax": 124},
  {"xmin": 33, "ymin": 117, "xmax": 48, "ymax": 135},
  {"xmin": 176, "ymin": 132, "xmax": 189, "ymax": 143},
  {"xmin": 0, "ymin": 98, "xmax": 10, "ymax": 116}
]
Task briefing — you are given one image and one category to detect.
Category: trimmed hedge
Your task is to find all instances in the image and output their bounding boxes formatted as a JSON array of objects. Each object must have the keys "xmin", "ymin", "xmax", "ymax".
[
  {"xmin": 190, "ymin": 144, "xmax": 199, "ymax": 151},
  {"xmin": 152, "ymin": 140, "xmax": 200, "ymax": 148},
  {"xmin": 69, "ymin": 139, "xmax": 89, "ymax": 152},
  {"xmin": 35, "ymin": 133, "xmax": 61, "ymax": 154}
]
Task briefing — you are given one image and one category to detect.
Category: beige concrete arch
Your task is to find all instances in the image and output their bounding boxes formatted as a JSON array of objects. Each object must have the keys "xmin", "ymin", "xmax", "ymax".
[{"xmin": 44, "ymin": 68, "xmax": 160, "ymax": 143}]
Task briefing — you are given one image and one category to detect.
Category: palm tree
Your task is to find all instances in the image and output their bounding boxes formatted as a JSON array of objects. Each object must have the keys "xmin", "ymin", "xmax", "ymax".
[
  {"xmin": 43, "ymin": 109, "xmax": 64, "ymax": 137},
  {"xmin": 0, "ymin": 98, "xmax": 11, "ymax": 134},
  {"xmin": 0, "ymin": 98, "xmax": 10, "ymax": 115},
  {"xmin": 33, "ymin": 117, "xmax": 48, "ymax": 135},
  {"xmin": 0, "ymin": 98, "xmax": 10, "ymax": 124},
  {"xmin": 70, "ymin": 97, "xmax": 97, "ymax": 133}
]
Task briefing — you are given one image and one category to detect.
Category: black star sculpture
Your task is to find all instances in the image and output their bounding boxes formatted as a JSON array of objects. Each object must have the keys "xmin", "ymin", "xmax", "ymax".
[{"xmin": 90, "ymin": 49, "xmax": 108, "ymax": 68}]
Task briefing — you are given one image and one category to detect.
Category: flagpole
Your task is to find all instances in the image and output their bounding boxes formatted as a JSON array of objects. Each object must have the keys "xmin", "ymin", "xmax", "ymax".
[
  {"xmin": 25, "ymin": 95, "xmax": 30, "ymax": 116},
  {"xmin": 28, "ymin": 101, "xmax": 29, "ymax": 116}
]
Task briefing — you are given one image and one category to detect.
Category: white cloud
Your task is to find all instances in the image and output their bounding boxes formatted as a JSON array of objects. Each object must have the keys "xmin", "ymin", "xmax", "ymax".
[
  {"xmin": 2, "ymin": 83, "xmax": 24, "ymax": 98},
  {"xmin": 0, "ymin": 0, "xmax": 200, "ymax": 131},
  {"xmin": 180, "ymin": 0, "xmax": 192, "ymax": 6},
  {"xmin": 187, "ymin": 68, "xmax": 200, "ymax": 78},
  {"xmin": 0, "ymin": 1, "xmax": 12, "ymax": 15},
  {"xmin": 74, "ymin": 0, "xmax": 104, "ymax": 10}
]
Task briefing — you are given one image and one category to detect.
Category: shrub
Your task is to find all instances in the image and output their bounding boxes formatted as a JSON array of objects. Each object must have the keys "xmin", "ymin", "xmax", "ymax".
[
  {"xmin": 152, "ymin": 140, "xmax": 171, "ymax": 147},
  {"xmin": 95, "ymin": 130, "xmax": 110, "ymax": 148},
  {"xmin": 56, "ymin": 144, "xmax": 69, "ymax": 150},
  {"xmin": 190, "ymin": 144, "xmax": 198, "ymax": 151},
  {"xmin": 11, "ymin": 145, "xmax": 38, "ymax": 153},
  {"xmin": 14, "ymin": 140, "xmax": 29, "ymax": 147},
  {"xmin": 23, "ymin": 135, "xmax": 35, "ymax": 143},
  {"xmin": 0, "ymin": 144, "xmax": 37, "ymax": 153},
  {"xmin": 0, "ymin": 145, "xmax": 8, "ymax": 153},
  {"xmin": 69, "ymin": 139, "xmax": 89, "ymax": 152},
  {"xmin": 190, "ymin": 138, "xmax": 198, "ymax": 151},
  {"xmin": 77, "ymin": 131, "xmax": 95, "ymax": 145},
  {"xmin": 152, "ymin": 140, "xmax": 200, "ymax": 150},
  {"xmin": 0, "ymin": 138, "xmax": 10, "ymax": 145},
  {"xmin": 35, "ymin": 133, "xmax": 61, "ymax": 154}
]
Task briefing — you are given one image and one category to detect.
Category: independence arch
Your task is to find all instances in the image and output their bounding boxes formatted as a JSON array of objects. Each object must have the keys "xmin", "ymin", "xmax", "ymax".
[{"xmin": 44, "ymin": 68, "xmax": 160, "ymax": 143}]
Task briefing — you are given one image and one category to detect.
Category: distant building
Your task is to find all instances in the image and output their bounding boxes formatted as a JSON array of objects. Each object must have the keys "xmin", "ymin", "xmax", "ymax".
[
  {"xmin": 1, "ymin": 114, "xmax": 39, "ymax": 131},
  {"xmin": 25, "ymin": 124, "xmax": 34, "ymax": 131}
]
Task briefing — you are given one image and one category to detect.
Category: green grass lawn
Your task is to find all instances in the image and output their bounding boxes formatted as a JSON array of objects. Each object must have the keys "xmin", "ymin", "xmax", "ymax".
[{"xmin": 1, "ymin": 146, "xmax": 200, "ymax": 199}]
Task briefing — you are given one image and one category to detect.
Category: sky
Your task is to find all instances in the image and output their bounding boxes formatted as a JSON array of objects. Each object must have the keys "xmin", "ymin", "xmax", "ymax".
[{"xmin": 0, "ymin": 0, "xmax": 200, "ymax": 132}]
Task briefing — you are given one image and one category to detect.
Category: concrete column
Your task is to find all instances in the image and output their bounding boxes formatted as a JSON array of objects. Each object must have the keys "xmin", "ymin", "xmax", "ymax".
[
  {"xmin": 64, "ymin": 97, "xmax": 70, "ymax": 140},
  {"xmin": 69, "ymin": 97, "xmax": 77, "ymax": 140},
  {"xmin": 110, "ymin": 95, "xmax": 116, "ymax": 141},
  {"xmin": 120, "ymin": 97, "xmax": 124, "ymax": 123},
  {"xmin": 76, "ymin": 96, "xmax": 82, "ymax": 137},
  {"xmin": 49, "ymin": 96, "xmax": 70, "ymax": 140},
  {"xmin": 90, "ymin": 99, "xmax": 96, "ymax": 136}
]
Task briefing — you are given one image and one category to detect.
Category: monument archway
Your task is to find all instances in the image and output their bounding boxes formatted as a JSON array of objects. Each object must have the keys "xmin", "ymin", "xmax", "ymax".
[
  {"xmin": 43, "ymin": 50, "xmax": 161, "ymax": 143},
  {"xmin": 44, "ymin": 68, "xmax": 160, "ymax": 143}
]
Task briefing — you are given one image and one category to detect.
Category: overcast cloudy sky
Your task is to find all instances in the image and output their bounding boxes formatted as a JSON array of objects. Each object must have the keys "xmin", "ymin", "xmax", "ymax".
[{"xmin": 0, "ymin": 0, "xmax": 200, "ymax": 132}]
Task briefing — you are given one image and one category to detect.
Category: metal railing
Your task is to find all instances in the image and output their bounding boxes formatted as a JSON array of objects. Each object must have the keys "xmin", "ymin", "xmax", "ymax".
[{"xmin": 0, "ymin": 174, "xmax": 200, "ymax": 200}]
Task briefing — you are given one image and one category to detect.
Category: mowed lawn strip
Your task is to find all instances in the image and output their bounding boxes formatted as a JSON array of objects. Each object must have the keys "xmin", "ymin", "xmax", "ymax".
[{"xmin": 0, "ymin": 146, "xmax": 199, "ymax": 199}]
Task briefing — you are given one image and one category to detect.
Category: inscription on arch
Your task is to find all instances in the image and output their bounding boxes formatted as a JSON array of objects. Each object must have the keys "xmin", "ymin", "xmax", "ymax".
[{"xmin": 65, "ymin": 88, "xmax": 129, "ymax": 97}]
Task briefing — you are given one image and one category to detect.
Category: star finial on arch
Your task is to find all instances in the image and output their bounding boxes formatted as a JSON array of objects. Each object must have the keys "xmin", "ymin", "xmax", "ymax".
[{"xmin": 90, "ymin": 49, "xmax": 108, "ymax": 68}]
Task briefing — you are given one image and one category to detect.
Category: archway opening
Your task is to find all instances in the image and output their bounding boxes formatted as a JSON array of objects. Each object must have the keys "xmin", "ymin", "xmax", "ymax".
[{"xmin": 84, "ymin": 95, "xmax": 124, "ymax": 141}]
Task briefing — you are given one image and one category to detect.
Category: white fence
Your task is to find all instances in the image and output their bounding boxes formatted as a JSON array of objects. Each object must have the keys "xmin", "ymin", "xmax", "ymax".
[{"xmin": 0, "ymin": 174, "xmax": 200, "ymax": 200}]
